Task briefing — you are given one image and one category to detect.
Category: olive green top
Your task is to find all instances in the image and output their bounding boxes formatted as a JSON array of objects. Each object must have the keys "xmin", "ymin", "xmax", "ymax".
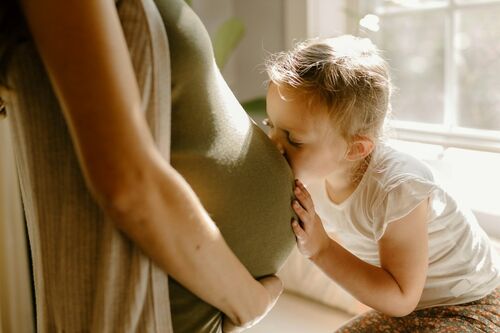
[{"xmin": 153, "ymin": 0, "xmax": 297, "ymax": 332}]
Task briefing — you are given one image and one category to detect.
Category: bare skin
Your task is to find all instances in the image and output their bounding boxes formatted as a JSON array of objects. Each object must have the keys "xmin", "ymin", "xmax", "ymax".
[{"xmin": 19, "ymin": 0, "xmax": 281, "ymax": 329}]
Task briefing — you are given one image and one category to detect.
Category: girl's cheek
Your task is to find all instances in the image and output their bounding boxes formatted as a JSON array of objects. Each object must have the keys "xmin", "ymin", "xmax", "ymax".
[
  {"xmin": 288, "ymin": 157, "xmax": 303, "ymax": 176},
  {"xmin": 287, "ymin": 151, "xmax": 298, "ymax": 167},
  {"xmin": 283, "ymin": 155, "xmax": 297, "ymax": 173}
]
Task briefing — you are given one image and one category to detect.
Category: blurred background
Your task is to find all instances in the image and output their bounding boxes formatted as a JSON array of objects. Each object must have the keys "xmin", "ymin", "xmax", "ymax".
[
  {"xmin": 1, "ymin": 1, "xmax": 499, "ymax": 332},
  {"xmin": 193, "ymin": 0, "xmax": 500, "ymax": 135}
]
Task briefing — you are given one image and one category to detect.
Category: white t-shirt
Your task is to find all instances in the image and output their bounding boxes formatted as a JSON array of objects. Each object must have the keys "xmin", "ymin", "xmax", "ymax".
[{"xmin": 307, "ymin": 144, "xmax": 500, "ymax": 309}]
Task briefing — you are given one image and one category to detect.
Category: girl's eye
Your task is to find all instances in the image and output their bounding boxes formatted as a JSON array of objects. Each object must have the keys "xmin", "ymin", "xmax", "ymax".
[
  {"xmin": 262, "ymin": 118, "xmax": 302, "ymax": 147},
  {"xmin": 287, "ymin": 135, "xmax": 302, "ymax": 148}
]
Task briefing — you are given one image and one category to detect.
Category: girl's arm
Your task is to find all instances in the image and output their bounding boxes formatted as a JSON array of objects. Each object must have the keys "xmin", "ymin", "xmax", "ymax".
[
  {"xmin": 293, "ymin": 180, "xmax": 428, "ymax": 317},
  {"xmin": 19, "ymin": 0, "xmax": 280, "ymax": 327}
]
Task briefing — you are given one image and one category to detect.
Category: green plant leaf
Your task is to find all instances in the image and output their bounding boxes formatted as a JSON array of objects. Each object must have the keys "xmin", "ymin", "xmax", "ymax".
[
  {"xmin": 213, "ymin": 18, "xmax": 245, "ymax": 69},
  {"xmin": 184, "ymin": 0, "xmax": 193, "ymax": 6},
  {"xmin": 241, "ymin": 97, "xmax": 266, "ymax": 115}
]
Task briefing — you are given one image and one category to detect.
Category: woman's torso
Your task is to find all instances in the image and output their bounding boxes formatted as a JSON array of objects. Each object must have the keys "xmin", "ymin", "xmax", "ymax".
[{"xmin": 153, "ymin": 0, "xmax": 296, "ymax": 332}]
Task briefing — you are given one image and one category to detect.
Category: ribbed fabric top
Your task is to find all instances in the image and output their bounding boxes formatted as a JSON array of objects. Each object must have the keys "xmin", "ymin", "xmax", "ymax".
[{"xmin": 2, "ymin": 0, "xmax": 173, "ymax": 332}]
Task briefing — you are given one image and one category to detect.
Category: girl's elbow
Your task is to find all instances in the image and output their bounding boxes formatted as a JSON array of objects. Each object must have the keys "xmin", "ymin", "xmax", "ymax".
[
  {"xmin": 387, "ymin": 306, "xmax": 415, "ymax": 318},
  {"xmin": 383, "ymin": 297, "xmax": 419, "ymax": 317}
]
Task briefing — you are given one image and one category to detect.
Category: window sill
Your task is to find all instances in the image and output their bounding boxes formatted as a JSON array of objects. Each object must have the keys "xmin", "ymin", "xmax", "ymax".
[{"xmin": 391, "ymin": 121, "xmax": 500, "ymax": 154}]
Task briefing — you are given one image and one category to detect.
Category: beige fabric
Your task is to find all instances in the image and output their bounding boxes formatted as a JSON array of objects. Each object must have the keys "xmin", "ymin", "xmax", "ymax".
[
  {"xmin": 1, "ymin": 0, "xmax": 173, "ymax": 332},
  {"xmin": 0, "ymin": 120, "xmax": 34, "ymax": 333}
]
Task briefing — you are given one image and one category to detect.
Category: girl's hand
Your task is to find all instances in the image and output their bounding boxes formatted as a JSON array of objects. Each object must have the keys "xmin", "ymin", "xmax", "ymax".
[
  {"xmin": 292, "ymin": 180, "xmax": 331, "ymax": 259},
  {"xmin": 221, "ymin": 275, "xmax": 283, "ymax": 332}
]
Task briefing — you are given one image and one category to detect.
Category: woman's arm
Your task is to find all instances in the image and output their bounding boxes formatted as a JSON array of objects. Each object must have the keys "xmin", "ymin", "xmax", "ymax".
[
  {"xmin": 293, "ymin": 181, "xmax": 429, "ymax": 317},
  {"xmin": 19, "ymin": 0, "xmax": 279, "ymax": 327}
]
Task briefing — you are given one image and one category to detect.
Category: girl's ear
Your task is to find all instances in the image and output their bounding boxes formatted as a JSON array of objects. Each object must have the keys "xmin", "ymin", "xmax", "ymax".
[{"xmin": 345, "ymin": 136, "xmax": 374, "ymax": 161}]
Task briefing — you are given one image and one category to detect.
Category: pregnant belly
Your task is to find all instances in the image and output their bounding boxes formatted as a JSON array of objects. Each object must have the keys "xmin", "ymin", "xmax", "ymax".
[{"xmin": 169, "ymin": 121, "xmax": 296, "ymax": 333}]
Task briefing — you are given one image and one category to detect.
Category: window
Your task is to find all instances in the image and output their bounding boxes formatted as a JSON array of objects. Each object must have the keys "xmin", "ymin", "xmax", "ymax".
[
  {"xmin": 355, "ymin": 0, "xmax": 500, "ymax": 152},
  {"xmin": 290, "ymin": 0, "xmax": 500, "ymax": 236},
  {"xmin": 350, "ymin": 0, "xmax": 500, "ymax": 237}
]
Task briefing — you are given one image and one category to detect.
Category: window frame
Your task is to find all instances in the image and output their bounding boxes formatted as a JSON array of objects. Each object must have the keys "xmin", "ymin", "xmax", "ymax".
[{"xmin": 354, "ymin": 0, "xmax": 500, "ymax": 153}]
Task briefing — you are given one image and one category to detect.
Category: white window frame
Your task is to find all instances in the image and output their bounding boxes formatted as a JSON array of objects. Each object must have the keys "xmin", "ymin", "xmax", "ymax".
[
  {"xmin": 359, "ymin": 0, "xmax": 500, "ymax": 153},
  {"xmin": 285, "ymin": 0, "xmax": 500, "ymax": 153}
]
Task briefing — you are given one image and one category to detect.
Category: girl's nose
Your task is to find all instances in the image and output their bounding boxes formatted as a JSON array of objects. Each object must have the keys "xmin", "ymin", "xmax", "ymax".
[
  {"xmin": 275, "ymin": 142, "xmax": 285, "ymax": 155},
  {"xmin": 268, "ymin": 133, "xmax": 285, "ymax": 155}
]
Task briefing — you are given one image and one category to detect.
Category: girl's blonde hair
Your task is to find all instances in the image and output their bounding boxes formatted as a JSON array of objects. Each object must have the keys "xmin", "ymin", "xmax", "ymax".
[{"xmin": 265, "ymin": 35, "xmax": 392, "ymax": 144}]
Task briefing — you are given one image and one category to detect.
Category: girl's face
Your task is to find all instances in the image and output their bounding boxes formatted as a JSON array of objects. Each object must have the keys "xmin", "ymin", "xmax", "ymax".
[{"xmin": 265, "ymin": 83, "xmax": 350, "ymax": 184}]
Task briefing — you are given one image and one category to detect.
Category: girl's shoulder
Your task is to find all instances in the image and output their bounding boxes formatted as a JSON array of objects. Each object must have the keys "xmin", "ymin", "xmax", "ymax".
[
  {"xmin": 360, "ymin": 144, "xmax": 442, "ymax": 213},
  {"xmin": 360, "ymin": 144, "xmax": 446, "ymax": 240},
  {"xmin": 368, "ymin": 143, "xmax": 436, "ymax": 188}
]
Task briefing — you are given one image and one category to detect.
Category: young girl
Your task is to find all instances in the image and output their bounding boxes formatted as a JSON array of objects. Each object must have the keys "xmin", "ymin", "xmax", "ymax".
[{"xmin": 264, "ymin": 35, "xmax": 500, "ymax": 332}]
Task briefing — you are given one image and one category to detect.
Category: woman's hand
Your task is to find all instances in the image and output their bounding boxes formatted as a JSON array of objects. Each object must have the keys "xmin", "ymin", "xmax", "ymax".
[
  {"xmin": 222, "ymin": 275, "xmax": 283, "ymax": 333},
  {"xmin": 291, "ymin": 180, "xmax": 331, "ymax": 259}
]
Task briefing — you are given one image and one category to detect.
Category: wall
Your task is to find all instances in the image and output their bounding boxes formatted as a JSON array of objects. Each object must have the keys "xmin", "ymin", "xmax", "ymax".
[
  {"xmin": 193, "ymin": 0, "xmax": 286, "ymax": 102},
  {"xmin": 193, "ymin": 0, "xmax": 348, "ymax": 103}
]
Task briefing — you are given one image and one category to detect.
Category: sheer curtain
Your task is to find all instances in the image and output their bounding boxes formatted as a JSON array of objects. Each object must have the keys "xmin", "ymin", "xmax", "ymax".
[{"xmin": 0, "ymin": 119, "xmax": 34, "ymax": 333}]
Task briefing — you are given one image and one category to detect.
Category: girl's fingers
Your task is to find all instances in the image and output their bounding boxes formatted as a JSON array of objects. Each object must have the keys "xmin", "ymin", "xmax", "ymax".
[
  {"xmin": 291, "ymin": 219, "xmax": 306, "ymax": 239},
  {"xmin": 292, "ymin": 200, "xmax": 311, "ymax": 223},
  {"xmin": 296, "ymin": 179, "xmax": 312, "ymax": 198},
  {"xmin": 294, "ymin": 186, "xmax": 314, "ymax": 213},
  {"xmin": 296, "ymin": 179, "xmax": 306, "ymax": 192}
]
